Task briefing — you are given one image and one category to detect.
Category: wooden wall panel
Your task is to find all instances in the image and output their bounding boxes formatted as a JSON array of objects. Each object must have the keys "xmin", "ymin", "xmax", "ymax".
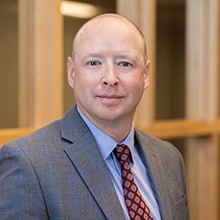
[
  {"xmin": 186, "ymin": 0, "xmax": 219, "ymax": 218},
  {"xmin": 18, "ymin": 0, "xmax": 63, "ymax": 128}
]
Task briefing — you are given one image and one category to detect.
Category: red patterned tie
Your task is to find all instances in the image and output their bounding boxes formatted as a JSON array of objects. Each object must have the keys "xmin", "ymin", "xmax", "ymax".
[{"xmin": 114, "ymin": 144, "xmax": 153, "ymax": 220}]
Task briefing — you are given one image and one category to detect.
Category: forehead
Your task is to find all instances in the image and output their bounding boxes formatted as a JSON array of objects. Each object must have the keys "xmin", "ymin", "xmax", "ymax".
[
  {"xmin": 73, "ymin": 15, "xmax": 146, "ymax": 55},
  {"xmin": 76, "ymin": 14, "xmax": 143, "ymax": 37}
]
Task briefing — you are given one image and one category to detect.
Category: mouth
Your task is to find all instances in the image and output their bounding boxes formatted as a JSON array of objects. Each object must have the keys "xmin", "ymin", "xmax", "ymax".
[
  {"xmin": 96, "ymin": 93, "xmax": 124, "ymax": 98},
  {"xmin": 96, "ymin": 94, "xmax": 124, "ymax": 103}
]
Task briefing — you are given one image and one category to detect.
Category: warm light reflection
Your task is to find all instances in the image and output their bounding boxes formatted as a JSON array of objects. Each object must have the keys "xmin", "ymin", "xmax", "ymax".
[{"xmin": 60, "ymin": 1, "xmax": 102, "ymax": 19}]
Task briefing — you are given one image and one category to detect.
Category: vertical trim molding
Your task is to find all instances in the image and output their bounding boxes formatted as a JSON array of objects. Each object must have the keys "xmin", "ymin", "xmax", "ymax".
[
  {"xmin": 19, "ymin": 0, "xmax": 63, "ymax": 128},
  {"xmin": 186, "ymin": 0, "xmax": 219, "ymax": 219}
]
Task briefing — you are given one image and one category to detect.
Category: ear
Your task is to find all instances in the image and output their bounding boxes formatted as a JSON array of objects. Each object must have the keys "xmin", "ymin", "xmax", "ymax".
[
  {"xmin": 67, "ymin": 56, "xmax": 75, "ymax": 88},
  {"xmin": 143, "ymin": 60, "xmax": 150, "ymax": 90}
]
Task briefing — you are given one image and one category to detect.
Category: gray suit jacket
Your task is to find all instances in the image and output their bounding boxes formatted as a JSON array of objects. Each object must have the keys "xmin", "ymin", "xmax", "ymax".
[{"xmin": 0, "ymin": 106, "xmax": 189, "ymax": 220}]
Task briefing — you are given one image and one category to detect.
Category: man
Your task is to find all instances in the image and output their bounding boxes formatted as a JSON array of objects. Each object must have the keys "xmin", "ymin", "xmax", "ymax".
[{"xmin": 0, "ymin": 13, "xmax": 189, "ymax": 219}]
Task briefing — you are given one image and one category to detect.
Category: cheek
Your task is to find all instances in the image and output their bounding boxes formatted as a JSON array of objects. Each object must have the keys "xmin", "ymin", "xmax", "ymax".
[
  {"xmin": 129, "ymin": 79, "xmax": 146, "ymax": 101},
  {"xmin": 126, "ymin": 74, "xmax": 146, "ymax": 90},
  {"xmin": 73, "ymin": 73, "xmax": 96, "ymax": 93}
]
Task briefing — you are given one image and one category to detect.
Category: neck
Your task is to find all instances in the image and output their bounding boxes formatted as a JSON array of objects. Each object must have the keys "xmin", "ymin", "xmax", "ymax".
[
  {"xmin": 76, "ymin": 106, "xmax": 134, "ymax": 142},
  {"xmin": 98, "ymin": 121, "xmax": 133, "ymax": 143}
]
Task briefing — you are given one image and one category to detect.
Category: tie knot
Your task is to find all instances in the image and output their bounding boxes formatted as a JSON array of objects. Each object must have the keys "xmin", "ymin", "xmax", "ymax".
[{"xmin": 114, "ymin": 144, "xmax": 130, "ymax": 165}]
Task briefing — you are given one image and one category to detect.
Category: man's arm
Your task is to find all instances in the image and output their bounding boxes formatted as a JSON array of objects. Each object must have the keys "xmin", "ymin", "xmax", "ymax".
[{"xmin": 0, "ymin": 143, "xmax": 48, "ymax": 219}]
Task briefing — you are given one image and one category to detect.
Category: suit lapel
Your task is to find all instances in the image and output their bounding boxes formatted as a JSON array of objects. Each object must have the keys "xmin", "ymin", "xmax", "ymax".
[
  {"xmin": 61, "ymin": 107, "xmax": 125, "ymax": 220},
  {"xmin": 135, "ymin": 130, "xmax": 173, "ymax": 220},
  {"xmin": 61, "ymin": 107, "xmax": 173, "ymax": 219}
]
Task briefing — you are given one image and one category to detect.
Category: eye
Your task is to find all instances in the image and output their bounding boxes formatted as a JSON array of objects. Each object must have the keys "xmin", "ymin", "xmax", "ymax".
[
  {"xmin": 87, "ymin": 60, "xmax": 101, "ymax": 66},
  {"xmin": 118, "ymin": 61, "xmax": 133, "ymax": 68}
]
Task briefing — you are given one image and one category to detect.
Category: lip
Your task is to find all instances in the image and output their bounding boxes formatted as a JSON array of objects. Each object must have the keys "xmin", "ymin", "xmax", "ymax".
[
  {"xmin": 95, "ymin": 94, "xmax": 124, "ymax": 103},
  {"xmin": 96, "ymin": 94, "xmax": 124, "ymax": 99}
]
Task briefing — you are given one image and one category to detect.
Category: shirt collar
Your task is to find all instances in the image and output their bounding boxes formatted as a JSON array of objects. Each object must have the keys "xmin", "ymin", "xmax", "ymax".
[{"xmin": 76, "ymin": 106, "xmax": 135, "ymax": 160}]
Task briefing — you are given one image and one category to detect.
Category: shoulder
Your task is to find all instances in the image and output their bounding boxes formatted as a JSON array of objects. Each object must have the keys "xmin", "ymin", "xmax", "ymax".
[
  {"xmin": 0, "ymin": 120, "xmax": 63, "ymax": 157},
  {"xmin": 0, "ymin": 106, "xmax": 89, "ymax": 159},
  {"xmin": 135, "ymin": 128, "xmax": 175, "ymax": 151},
  {"xmin": 135, "ymin": 129, "xmax": 184, "ymax": 166},
  {"xmin": 9, "ymin": 119, "xmax": 60, "ymax": 143}
]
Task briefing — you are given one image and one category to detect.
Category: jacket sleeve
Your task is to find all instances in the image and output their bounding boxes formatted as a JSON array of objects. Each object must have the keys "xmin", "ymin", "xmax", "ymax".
[{"xmin": 0, "ymin": 143, "xmax": 48, "ymax": 220}]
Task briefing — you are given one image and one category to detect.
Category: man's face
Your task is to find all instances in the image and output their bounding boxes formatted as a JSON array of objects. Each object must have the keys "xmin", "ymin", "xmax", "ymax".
[{"xmin": 67, "ymin": 17, "xmax": 150, "ymax": 128}]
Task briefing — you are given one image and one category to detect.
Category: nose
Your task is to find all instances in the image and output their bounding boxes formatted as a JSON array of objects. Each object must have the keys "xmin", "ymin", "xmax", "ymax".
[{"xmin": 102, "ymin": 64, "xmax": 119, "ymax": 86}]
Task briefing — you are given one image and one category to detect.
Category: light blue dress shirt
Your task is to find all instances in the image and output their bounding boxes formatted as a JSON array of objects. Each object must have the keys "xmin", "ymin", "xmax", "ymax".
[{"xmin": 77, "ymin": 107, "xmax": 161, "ymax": 219}]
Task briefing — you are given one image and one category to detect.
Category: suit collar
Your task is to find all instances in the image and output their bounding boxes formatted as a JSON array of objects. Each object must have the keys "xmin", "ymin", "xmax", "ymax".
[
  {"xmin": 60, "ymin": 107, "xmax": 126, "ymax": 219},
  {"xmin": 60, "ymin": 106, "xmax": 87, "ymax": 143}
]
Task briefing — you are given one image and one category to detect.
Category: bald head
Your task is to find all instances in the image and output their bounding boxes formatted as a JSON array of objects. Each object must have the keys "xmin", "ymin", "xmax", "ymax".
[
  {"xmin": 72, "ymin": 13, "xmax": 147, "ymax": 62},
  {"xmin": 67, "ymin": 13, "xmax": 150, "ymax": 136}
]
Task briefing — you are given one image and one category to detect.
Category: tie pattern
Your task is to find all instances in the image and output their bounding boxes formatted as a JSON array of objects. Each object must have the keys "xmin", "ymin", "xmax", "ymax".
[{"xmin": 114, "ymin": 144, "xmax": 153, "ymax": 220}]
